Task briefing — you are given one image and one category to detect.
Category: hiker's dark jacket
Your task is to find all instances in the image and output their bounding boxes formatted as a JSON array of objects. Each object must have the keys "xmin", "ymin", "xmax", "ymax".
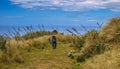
[{"xmin": 52, "ymin": 36, "xmax": 57, "ymax": 43}]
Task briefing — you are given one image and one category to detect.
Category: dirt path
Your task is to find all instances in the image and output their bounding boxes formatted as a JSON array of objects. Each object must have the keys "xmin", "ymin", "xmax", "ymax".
[
  {"xmin": 37, "ymin": 44, "xmax": 73, "ymax": 69},
  {"xmin": 18, "ymin": 44, "xmax": 74, "ymax": 69}
]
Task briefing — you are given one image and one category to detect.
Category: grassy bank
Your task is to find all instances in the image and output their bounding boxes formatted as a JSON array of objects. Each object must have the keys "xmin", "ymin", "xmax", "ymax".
[{"xmin": 0, "ymin": 17, "xmax": 120, "ymax": 69}]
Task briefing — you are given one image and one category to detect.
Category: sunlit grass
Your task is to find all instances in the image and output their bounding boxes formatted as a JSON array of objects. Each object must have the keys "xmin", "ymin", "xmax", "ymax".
[{"xmin": 0, "ymin": 17, "xmax": 120, "ymax": 69}]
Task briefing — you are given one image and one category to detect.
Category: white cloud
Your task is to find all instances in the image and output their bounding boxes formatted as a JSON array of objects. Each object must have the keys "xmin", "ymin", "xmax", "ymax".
[{"xmin": 10, "ymin": 0, "xmax": 120, "ymax": 12}]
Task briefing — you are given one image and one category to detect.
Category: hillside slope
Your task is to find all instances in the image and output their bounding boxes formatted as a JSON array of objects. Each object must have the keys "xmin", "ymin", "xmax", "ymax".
[
  {"xmin": 80, "ymin": 45, "xmax": 120, "ymax": 69},
  {"xmin": 0, "ymin": 35, "xmax": 120, "ymax": 69},
  {"xmin": 0, "ymin": 17, "xmax": 120, "ymax": 69},
  {"xmin": 1, "ymin": 35, "xmax": 76, "ymax": 69}
]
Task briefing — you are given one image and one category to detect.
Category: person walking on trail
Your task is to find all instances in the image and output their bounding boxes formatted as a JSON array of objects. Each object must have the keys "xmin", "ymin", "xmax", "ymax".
[{"xmin": 52, "ymin": 35, "xmax": 57, "ymax": 49}]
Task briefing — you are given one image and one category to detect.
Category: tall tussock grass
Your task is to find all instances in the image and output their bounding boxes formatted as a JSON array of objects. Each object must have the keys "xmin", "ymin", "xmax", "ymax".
[
  {"xmin": 100, "ymin": 17, "xmax": 120, "ymax": 43},
  {"xmin": 73, "ymin": 36, "xmax": 85, "ymax": 51},
  {"xmin": 0, "ymin": 35, "xmax": 7, "ymax": 51},
  {"xmin": 72, "ymin": 17, "xmax": 120, "ymax": 62},
  {"xmin": 0, "ymin": 17, "xmax": 120, "ymax": 68},
  {"xmin": 0, "ymin": 25, "xmax": 59, "ymax": 68},
  {"xmin": 76, "ymin": 30, "xmax": 108, "ymax": 62},
  {"xmin": 0, "ymin": 39, "xmax": 24, "ymax": 68}
]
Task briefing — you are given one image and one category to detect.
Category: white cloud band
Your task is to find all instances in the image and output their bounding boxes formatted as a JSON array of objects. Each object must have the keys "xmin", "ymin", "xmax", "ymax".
[{"xmin": 10, "ymin": 0, "xmax": 120, "ymax": 12}]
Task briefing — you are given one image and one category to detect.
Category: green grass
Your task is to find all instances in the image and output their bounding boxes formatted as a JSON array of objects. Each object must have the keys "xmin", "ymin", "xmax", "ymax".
[
  {"xmin": 1, "ymin": 43, "xmax": 75, "ymax": 69},
  {"xmin": 0, "ymin": 35, "xmax": 119, "ymax": 69},
  {"xmin": 0, "ymin": 17, "xmax": 120, "ymax": 69}
]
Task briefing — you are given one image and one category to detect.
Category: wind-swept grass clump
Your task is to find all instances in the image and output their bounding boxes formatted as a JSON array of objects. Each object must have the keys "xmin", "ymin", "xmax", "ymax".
[
  {"xmin": 71, "ymin": 17, "xmax": 120, "ymax": 63},
  {"xmin": 0, "ymin": 35, "xmax": 7, "ymax": 50},
  {"xmin": 100, "ymin": 17, "xmax": 120, "ymax": 44},
  {"xmin": 72, "ymin": 36, "xmax": 85, "ymax": 51},
  {"xmin": 66, "ymin": 27, "xmax": 85, "ymax": 50},
  {"xmin": 76, "ymin": 30, "xmax": 108, "ymax": 62},
  {"xmin": 0, "ymin": 36, "xmax": 24, "ymax": 68}
]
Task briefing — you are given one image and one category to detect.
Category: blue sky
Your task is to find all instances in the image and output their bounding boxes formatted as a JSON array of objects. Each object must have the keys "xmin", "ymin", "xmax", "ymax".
[{"xmin": 0, "ymin": 0, "xmax": 120, "ymax": 27}]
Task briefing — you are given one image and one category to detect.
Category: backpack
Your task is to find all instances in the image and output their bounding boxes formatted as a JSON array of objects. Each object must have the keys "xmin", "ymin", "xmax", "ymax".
[{"xmin": 52, "ymin": 36, "xmax": 56, "ymax": 42}]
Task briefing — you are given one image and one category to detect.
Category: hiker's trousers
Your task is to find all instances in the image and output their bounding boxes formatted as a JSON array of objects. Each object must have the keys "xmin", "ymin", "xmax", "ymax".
[{"xmin": 52, "ymin": 42, "xmax": 56, "ymax": 49}]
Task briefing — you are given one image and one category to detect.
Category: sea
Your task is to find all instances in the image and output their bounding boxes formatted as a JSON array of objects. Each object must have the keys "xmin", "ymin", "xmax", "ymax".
[{"xmin": 0, "ymin": 25, "xmax": 100, "ymax": 37}]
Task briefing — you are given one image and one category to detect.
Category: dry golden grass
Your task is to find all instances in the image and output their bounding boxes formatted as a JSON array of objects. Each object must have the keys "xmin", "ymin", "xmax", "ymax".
[
  {"xmin": 1, "ymin": 17, "xmax": 120, "ymax": 69},
  {"xmin": 100, "ymin": 17, "xmax": 120, "ymax": 42},
  {"xmin": 56, "ymin": 34, "xmax": 75, "ymax": 44},
  {"xmin": 81, "ymin": 45, "xmax": 120, "ymax": 69}
]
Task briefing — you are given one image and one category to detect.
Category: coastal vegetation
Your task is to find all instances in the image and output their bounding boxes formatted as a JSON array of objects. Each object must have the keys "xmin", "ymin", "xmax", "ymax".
[{"xmin": 0, "ymin": 17, "xmax": 120, "ymax": 69}]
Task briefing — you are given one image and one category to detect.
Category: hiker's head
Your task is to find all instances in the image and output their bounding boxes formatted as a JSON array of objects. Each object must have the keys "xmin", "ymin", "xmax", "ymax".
[{"xmin": 52, "ymin": 30, "xmax": 58, "ymax": 35}]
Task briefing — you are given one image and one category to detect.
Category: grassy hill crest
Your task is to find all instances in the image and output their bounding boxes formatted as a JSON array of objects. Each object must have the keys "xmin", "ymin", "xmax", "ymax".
[{"xmin": 0, "ymin": 17, "xmax": 120, "ymax": 69}]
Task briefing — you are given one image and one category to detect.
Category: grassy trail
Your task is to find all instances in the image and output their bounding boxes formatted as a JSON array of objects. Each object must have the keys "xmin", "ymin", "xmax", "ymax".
[{"xmin": 13, "ymin": 43, "xmax": 75, "ymax": 69}]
